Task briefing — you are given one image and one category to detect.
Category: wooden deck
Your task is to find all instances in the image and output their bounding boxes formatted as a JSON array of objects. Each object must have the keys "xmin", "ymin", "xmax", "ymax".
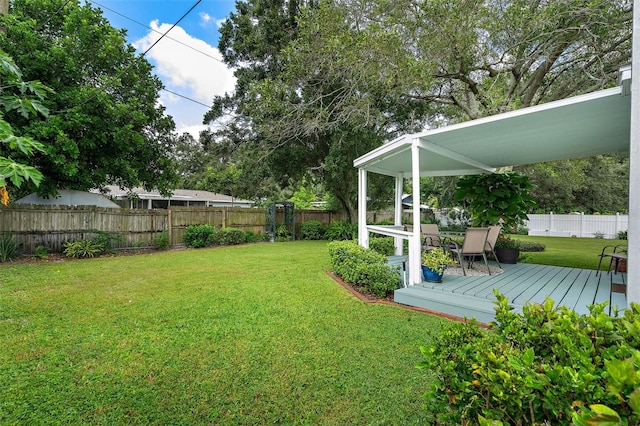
[{"xmin": 394, "ymin": 262, "xmax": 627, "ymax": 323}]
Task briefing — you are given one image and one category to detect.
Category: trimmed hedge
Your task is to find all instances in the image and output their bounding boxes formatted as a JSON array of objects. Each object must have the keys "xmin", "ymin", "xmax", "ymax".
[
  {"xmin": 419, "ymin": 292, "xmax": 640, "ymax": 425},
  {"xmin": 328, "ymin": 240, "xmax": 399, "ymax": 297},
  {"xmin": 369, "ymin": 237, "xmax": 395, "ymax": 256},
  {"xmin": 519, "ymin": 241, "xmax": 546, "ymax": 252},
  {"xmin": 183, "ymin": 225, "xmax": 248, "ymax": 248},
  {"xmin": 300, "ymin": 220, "xmax": 326, "ymax": 240},
  {"xmin": 183, "ymin": 224, "xmax": 216, "ymax": 248}
]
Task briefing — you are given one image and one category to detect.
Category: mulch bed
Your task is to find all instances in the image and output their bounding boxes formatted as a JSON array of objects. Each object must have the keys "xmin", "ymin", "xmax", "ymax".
[{"xmin": 326, "ymin": 271, "xmax": 474, "ymax": 323}]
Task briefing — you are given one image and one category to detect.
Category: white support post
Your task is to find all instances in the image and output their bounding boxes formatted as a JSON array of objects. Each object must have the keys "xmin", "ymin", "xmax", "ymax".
[
  {"xmin": 394, "ymin": 175, "xmax": 404, "ymax": 255},
  {"xmin": 409, "ymin": 141, "xmax": 422, "ymax": 285},
  {"xmin": 628, "ymin": 0, "xmax": 640, "ymax": 306},
  {"xmin": 357, "ymin": 168, "xmax": 369, "ymax": 248}
]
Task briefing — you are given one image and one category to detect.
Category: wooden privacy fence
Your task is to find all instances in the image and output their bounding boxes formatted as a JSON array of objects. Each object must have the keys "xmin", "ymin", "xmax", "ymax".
[{"xmin": 0, "ymin": 205, "xmax": 349, "ymax": 254}]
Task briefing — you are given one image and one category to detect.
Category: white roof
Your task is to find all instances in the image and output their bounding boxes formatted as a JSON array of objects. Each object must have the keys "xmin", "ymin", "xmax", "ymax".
[
  {"xmin": 95, "ymin": 185, "xmax": 253, "ymax": 205},
  {"xmin": 354, "ymin": 86, "xmax": 630, "ymax": 177},
  {"xmin": 16, "ymin": 189, "xmax": 120, "ymax": 208}
]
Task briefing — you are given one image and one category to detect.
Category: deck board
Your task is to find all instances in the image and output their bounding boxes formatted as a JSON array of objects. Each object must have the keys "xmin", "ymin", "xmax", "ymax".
[{"xmin": 394, "ymin": 262, "xmax": 627, "ymax": 323}]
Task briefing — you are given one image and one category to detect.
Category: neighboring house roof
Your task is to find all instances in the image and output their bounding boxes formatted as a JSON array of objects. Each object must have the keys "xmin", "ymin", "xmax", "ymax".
[
  {"xmin": 94, "ymin": 185, "xmax": 254, "ymax": 207},
  {"xmin": 15, "ymin": 189, "xmax": 120, "ymax": 208}
]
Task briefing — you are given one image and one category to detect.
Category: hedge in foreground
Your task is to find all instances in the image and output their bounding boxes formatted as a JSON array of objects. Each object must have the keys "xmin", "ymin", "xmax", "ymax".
[
  {"xmin": 327, "ymin": 240, "xmax": 399, "ymax": 297},
  {"xmin": 419, "ymin": 292, "xmax": 640, "ymax": 425}
]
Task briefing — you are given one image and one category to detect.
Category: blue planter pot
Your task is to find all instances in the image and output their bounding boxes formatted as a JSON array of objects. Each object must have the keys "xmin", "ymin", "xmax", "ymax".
[{"xmin": 422, "ymin": 265, "xmax": 444, "ymax": 283}]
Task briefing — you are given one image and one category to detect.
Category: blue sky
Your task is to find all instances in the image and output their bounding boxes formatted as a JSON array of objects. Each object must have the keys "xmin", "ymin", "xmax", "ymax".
[{"xmin": 88, "ymin": 0, "xmax": 238, "ymax": 136}]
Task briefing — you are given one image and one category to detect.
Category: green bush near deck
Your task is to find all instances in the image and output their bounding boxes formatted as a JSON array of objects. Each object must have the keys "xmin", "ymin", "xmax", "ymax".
[
  {"xmin": 328, "ymin": 240, "xmax": 399, "ymax": 296},
  {"xmin": 369, "ymin": 237, "xmax": 395, "ymax": 256},
  {"xmin": 420, "ymin": 291, "xmax": 640, "ymax": 425}
]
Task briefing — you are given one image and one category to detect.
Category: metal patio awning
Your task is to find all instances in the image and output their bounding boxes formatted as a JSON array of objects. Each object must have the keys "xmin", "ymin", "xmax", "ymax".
[{"xmin": 354, "ymin": 86, "xmax": 630, "ymax": 178}]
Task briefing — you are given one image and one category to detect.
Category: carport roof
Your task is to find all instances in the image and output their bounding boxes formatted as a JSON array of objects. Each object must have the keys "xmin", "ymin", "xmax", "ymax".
[{"xmin": 354, "ymin": 86, "xmax": 631, "ymax": 177}]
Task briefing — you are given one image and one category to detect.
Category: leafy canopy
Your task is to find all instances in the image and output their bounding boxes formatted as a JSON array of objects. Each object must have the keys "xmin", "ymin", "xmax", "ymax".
[
  {"xmin": 0, "ymin": 49, "xmax": 49, "ymax": 204},
  {"xmin": 0, "ymin": 0, "xmax": 178, "ymax": 197}
]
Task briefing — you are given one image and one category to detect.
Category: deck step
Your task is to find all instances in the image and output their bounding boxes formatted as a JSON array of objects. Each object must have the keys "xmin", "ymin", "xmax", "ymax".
[{"xmin": 394, "ymin": 285, "xmax": 508, "ymax": 324}]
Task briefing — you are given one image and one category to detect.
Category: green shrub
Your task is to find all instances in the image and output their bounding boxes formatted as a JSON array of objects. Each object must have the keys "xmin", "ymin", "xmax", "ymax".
[
  {"xmin": 618, "ymin": 230, "xmax": 628, "ymax": 240},
  {"xmin": 519, "ymin": 241, "xmax": 545, "ymax": 252},
  {"xmin": 152, "ymin": 231, "xmax": 170, "ymax": 250},
  {"xmin": 326, "ymin": 221, "xmax": 357, "ymax": 241},
  {"xmin": 369, "ymin": 237, "xmax": 395, "ymax": 256},
  {"xmin": 35, "ymin": 245, "xmax": 49, "ymax": 259},
  {"xmin": 300, "ymin": 220, "xmax": 326, "ymax": 240},
  {"xmin": 63, "ymin": 239, "xmax": 106, "ymax": 258},
  {"xmin": 216, "ymin": 228, "xmax": 246, "ymax": 246},
  {"xmin": 183, "ymin": 224, "xmax": 215, "ymax": 248},
  {"xmin": 244, "ymin": 231, "xmax": 259, "ymax": 243},
  {"xmin": 91, "ymin": 230, "xmax": 122, "ymax": 253},
  {"xmin": 0, "ymin": 233, "xmax": 19, "ymax": 262},
  {"xmin": 419, "ymin": 292, "xmax": 640, "ymax": 425},
  {"xmin": 327, "ymin": 240, "xmax": 399, "ymax": 297}
]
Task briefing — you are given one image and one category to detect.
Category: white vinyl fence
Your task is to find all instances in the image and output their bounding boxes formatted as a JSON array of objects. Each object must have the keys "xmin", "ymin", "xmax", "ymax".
[{"xmin": 525, "ymin": 213, "xmax": 628, "ymax": 239}]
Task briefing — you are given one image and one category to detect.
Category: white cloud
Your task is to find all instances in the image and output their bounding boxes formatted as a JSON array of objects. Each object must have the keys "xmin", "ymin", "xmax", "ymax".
[
  {"xmin": 134, "ymin": 21, "xmax": 236, "ymax": 138},
  {"xmin": 199, "ymin": 12, "xmax": 212, "ymax": 26}
]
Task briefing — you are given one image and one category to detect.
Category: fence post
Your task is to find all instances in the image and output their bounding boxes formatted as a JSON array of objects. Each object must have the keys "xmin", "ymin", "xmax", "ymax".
[
  {"xmin": 580, "ymin": 212, "xmax": 585, "ymax": 238},
  {"xmin": 549, "ymin": 212, "xmax": 554, "ymax": 235},
  {"xmin": 616, "ymin": 212, "xmax": 621, "ymax": 238},
  {"xmin": 167, "ymin": 208, "xmax": 173, "ymax": 246},
  {"xmin": 222, "ymin": 208, "xmax": 227, "ymax": 229}
]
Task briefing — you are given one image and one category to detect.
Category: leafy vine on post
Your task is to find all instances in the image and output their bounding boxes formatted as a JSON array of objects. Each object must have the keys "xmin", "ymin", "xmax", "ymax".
[{"xmin": 0, "ymin": 49, "xmax": 49, "ymax": 205}]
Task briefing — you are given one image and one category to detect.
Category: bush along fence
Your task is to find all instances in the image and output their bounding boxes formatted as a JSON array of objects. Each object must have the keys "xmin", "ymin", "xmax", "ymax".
[{"xmin": 0, "ymin": 204, "xmax": 356, "ymax": 255}]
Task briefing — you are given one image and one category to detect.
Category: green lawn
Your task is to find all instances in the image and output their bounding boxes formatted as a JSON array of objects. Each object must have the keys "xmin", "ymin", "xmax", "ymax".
[
  {"xmin": 513, "ymin": 235, "xmax": 627, "ymax": 270},
  {"xmin": 1, "ymin": 241, "xmax": 449, "ymax": 425}
]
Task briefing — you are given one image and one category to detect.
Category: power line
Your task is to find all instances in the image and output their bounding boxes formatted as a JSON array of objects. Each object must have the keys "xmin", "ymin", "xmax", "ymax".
[
  {"xmin": 89, "ymin": 0, "xmax": 224, "ymax": 64},
  {"xmin": 163, "ymin": 87, "xmax": 211, "ymax": 108},
  {"xmin": 52, "ymin": 0, "xmax": 215, "ymax": 113},
  {"xmin": 142, "ymin": 0, "xmax": 203, "ymax": 56}
]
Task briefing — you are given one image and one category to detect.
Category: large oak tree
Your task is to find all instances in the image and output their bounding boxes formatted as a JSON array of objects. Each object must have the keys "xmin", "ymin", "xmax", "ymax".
[
  {"xmin": 0, "ymin": 0, "xmax": 178, "ymax": 197},
  {"xmin": 205, "ymin": 0, "xmax": 631, "ymax": 218}
]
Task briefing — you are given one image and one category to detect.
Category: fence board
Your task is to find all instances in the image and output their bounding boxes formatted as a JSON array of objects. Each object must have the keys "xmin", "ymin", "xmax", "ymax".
[
  {"xmin": 526, "ymin": 213, "xmax": 628, "ymax": 239},
  {"xmin": 0, "ymin": 205, "xmax": 354, "ymax": 254}
]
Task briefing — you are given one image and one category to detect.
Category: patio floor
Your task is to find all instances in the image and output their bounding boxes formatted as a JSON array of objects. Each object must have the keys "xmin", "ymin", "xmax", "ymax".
[{"xmin": 394, "ymin": 262, "xmax": 627, "ymax": 324}]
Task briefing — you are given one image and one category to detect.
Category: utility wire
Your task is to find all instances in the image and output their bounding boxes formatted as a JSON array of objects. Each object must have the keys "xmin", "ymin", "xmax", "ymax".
[
  {"xmin": 52, "ymin": 0, "xmax": 214, "ymax": 112},
  {"xmin": 89, "ymin": 0, "xmax": 224, "ymax": 64},
  {"xmin": 142, "ymin": 0, "xmax": 203, "ymax": 56},
  {"xmin": 163, "ymin": 87, "xmax": 212, "ymax": 108},
  {"xmin": 37, "ymin": 0, "xmax": 74, "ymax": 30}
]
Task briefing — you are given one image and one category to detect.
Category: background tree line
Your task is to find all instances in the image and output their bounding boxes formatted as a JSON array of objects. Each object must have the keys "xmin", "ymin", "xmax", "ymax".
[{"xmin": 0, "ymin": 0, "xmax": 631, "ymax": 216}]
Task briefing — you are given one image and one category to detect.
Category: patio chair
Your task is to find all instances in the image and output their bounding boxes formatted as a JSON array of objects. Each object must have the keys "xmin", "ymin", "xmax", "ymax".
[
  {"xmin": 484, "ymin": 225, "xmax": 502, "ymax": 269},
  {"xmin": 448, "ymin": 227, "xmax": 491, "ymax": 276},
  {"xmin": 421, "ymin": 223, "xmax": 442, "ymax": 251},
  {"xmin": 596, "ymin": 244, "xmax": 627, "ymax": 283}
]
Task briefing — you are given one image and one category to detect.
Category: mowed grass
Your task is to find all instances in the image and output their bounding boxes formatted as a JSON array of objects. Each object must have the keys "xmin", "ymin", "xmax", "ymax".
[
  {"xmin": 1, "ymin": 241, "xmax": 449, "ymax": 425},
  {"xmin": 513, "ymin": 235, "xmax": 627, "ymax": 270}
]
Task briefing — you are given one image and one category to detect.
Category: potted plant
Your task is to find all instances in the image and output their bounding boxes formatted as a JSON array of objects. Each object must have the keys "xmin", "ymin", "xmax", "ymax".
[
  {"xmin": 494, "ymin": 235, "xmax": 521, "ymax": 264},
  {"xmin": 421, "ymin": 248, "xmax": 456, "ymax": 283}
]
